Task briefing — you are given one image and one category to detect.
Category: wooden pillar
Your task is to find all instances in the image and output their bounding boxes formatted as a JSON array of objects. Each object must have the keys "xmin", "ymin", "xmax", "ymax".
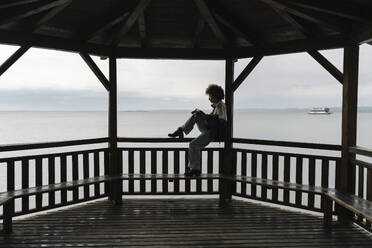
[
  {"xmin": 108, "ymin": 56, "xmax": 121, "ymax": 205},
  {"xmin": 220, "ymin": 59, "xmax": 234, "ymax": 204},
  {"xmin": 339, "ymin": 43, "xmax": 359, "ymax": 222}
]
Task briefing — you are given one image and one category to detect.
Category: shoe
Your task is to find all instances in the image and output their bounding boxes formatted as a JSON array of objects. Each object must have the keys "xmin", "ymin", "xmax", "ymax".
[
  {"xmin": 168, "ymin": 127, "xmax": 184, "ymax": 138},
  {"xmin": 184, "ymin": 169, "xmax": 201, "ymax": 177}
]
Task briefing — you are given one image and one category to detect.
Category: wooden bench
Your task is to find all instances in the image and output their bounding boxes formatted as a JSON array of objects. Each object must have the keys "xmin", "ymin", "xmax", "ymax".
[
  {"xmin": 1, "ymin": 173, "xmax": 222, "ymax": 234},
  {"xmin": 0, "ymin": 175, "xmax": 121, "ymax": 234},
  {"xmin": 324, "ymin": 191, "xmax": 372, "ymax": 227}
]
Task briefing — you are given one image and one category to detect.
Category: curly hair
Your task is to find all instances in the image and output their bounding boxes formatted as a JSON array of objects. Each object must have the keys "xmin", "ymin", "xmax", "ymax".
[{"xmin": 205, "ymin": 84, "xmax": 225, "ymax": 101}]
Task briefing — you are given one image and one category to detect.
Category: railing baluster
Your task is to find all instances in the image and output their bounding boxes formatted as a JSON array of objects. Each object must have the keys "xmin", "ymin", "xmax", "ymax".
[
  {"xmin": 207, "ymin": 150, "xmax": 214, "ymax": 193},
  {"xmin": 128, "ymin": 149, "xmax": 134, "ymax": 194},
  {"xmin": 174, "ymin": 150, "xmax": 180, "ymax": 193},
  {"xmin": 35, "ymin": 158, "xmax": 43, "ymax": 210},
  {"xmin": 272, "ymin": 155, "xmax": 279, "ymax": 202},
  {"xmin": 83, "ymin": 152, "xmax": 89, "ymax": 200},
  {"xmin": 295, "ymin": 156, "xmax": 303, "ymax": 207},
  {"xmin": 367, "ymin": 168, "xmax": 372, "ymax": 228},
  {"xmin": 93, "ymin": 151, "xmax": 100, "ymax": 197},
  {"xmin": 231, "ymin": 150, "xmax": 237, "ymax": 196},
  {"xmin": 321, "ymin": 159, "xmax": 329, "ymax": 210},
  {"xmin": 72, "ymin": 154, "xmax": 79, "ymax": 202},
  {"xmin": 251, "ymin": 152, "xmax": 257, "ymax": 198},
  {"xmin": 357, "ymin": 165, "xmax": 364, "ymax": 222},
  {"xmin": 48, "ymin": 156, "xmax": 55, "ymax": 207},
  {"xmin": 140, "ymin": 149, "xmax": 146, "ymax": 193},
  {"xmin": 185, "ymin": 150, "xmax": 191, "ymax": 193},
  {"xmin": 196, "ymin": 150, "xmax": 202, "ymax": 193},
  {"xmin": 7, "ymin": 160, "xmax": 15, "ymax": 215},
  {"xmin": 261, "ymin": 153, "xmax": 268, "ymax": 200},
  {"xmin": 162, "ymin": 150, "xmax": 168, "ymax": 193},
  {"xmin": 283, "ymin": 155, "xmax": 290, "ymax": 204},
  {"xmin": 21, "ymin": 158, "xmax": 29, "ymax": 212},
  {"xmin": 104, "ymin": 150, "xmax": 110, "ymax": 195},
  {"xmin": 60, "ymin": 155, "xmax": 67, "ymax": 205},
  {"xmin": 308, "ymin": 158, "xmax": 316, "ymax": 209},
  {"xmin": 151, "ymin": 150, "xmax": 157, "ymax": 193}
]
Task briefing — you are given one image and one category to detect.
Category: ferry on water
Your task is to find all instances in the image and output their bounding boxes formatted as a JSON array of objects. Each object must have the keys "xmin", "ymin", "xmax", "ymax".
[{"xmin": 308, "ymin": 107, "xmax": 332, "ymax": 114}]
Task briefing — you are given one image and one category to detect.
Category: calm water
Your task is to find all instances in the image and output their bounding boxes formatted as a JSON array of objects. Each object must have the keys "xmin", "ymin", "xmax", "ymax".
[
  {"xmin": 0, "ymin": 111, "xmax": 371, "ymax": 210},
  {"xmin": 0, "ymin": 110, "xmax": 371, "ymax": 146}
]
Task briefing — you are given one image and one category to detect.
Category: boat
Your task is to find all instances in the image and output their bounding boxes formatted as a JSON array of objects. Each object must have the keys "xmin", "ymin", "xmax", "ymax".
[{"xmin": 308, "ymin": 107, "xmax": 332, "ymax": 114}]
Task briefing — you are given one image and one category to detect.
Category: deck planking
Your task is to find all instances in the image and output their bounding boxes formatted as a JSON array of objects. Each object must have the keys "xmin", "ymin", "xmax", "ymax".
[{"xmin": 1, "ymin": 198, "xmax": 371, "ymax": 247}]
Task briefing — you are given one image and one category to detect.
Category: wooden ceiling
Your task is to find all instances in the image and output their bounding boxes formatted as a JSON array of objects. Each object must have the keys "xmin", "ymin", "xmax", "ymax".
[{"xmin": 0, "ymin": 0, "xmax": 371, "ymax": 59}]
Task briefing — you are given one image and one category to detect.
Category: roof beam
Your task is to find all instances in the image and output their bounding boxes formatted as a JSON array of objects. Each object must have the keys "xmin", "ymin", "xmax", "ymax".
[
  {"xmin": 25, "ymin": 0, "xmax": 71, "ymax": 33},
  {"xmin": 0, "ymin": 0, "xmax": 43, "ymax": 9},
  {"xmin": 279, "ymin": 0, "xmax": 372, "ymax": 24},
  {"xmin": 0, "ymin": 30, "xmax": 348, "ymax": 60},
  {"xmin": 232, "ymin": 56, "xmax": 263, "ymax": 92},
  {"xmin": 79, "ymin": 52, "xmax": 110, "ymax": 91},
  {"xmin": 138, "ymin": 12, "xmax": 147, "ymax": 47},
  {"xmin": 0, "ymin": 0, "xmax": 68, "ymax": 26},
  {"xmin": 110, "ymin": 0, "xmax": 151, "ymax": 46},
  {"xmin": 307, "ymin": 49, "xmax": 343, "ymax": 84},
  {"xmin": 193, "ymin": 0, "xmax": 226, "ymax": 46},
  {"xmin": 0, "ymin": 46, "xmax": 30, "ymax": 77},
  {"xmin": 83, "ymin": 12, "xmax": 130, "ymax": 41},
  {"xmin": 192, "ymin": 15, "xmax": 205, "ymax": 48},
  {"xmin": 260, "ymin": 0, "xmax": 349, "ymax": 33}
]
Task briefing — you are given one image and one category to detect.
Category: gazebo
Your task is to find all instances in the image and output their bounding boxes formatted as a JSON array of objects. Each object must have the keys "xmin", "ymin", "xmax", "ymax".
[{"xmin": 1, "ymin": 0, "xmax": 372, "ymax": 246}]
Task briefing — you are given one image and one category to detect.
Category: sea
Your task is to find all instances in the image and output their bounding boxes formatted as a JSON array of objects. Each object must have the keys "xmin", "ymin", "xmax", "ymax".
[{"xmin": 0, "ymin": 110, "xmax": 372, "ymax": 211}]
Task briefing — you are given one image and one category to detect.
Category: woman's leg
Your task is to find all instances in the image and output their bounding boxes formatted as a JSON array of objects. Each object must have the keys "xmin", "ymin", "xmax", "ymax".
[
  {"xmin": 182, "ymin": 112, "xmax": 208, "ymax": 135},
  {"xmin": 188, "ymin": 131, "xmax": 211, "ymax": 171}
]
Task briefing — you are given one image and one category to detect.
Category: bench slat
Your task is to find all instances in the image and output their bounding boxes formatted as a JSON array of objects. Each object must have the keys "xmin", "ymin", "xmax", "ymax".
[{"xmin": 326, "ymin": 191, "xmax": 372, "ymax": 222}]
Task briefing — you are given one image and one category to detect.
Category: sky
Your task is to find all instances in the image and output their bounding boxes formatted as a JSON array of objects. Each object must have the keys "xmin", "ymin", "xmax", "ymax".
[{"xmin": 0, "ymin": 44, "xmax": 372, "ymax": 111}]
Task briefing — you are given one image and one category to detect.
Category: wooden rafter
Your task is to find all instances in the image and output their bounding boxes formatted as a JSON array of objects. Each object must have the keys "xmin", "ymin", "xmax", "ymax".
[
  {"xmin": 260, "ymin": 0, "xmax": 349, "ymax": 33},
  {"xmin": 192, "ymin": 15, "xmax": 205, "ymax": 48},
  {"xmin": 79, "ymin": 52, "xmax": 110, "ymax": 91},
  {"xmin": 138, "ymin": 12, "xmax": 147, "ymax": 47},
  {"xmin": 213, "ymin": 12, "xmax": 258, "ymax": 46},
  {"xmin": 0, "ymin": 46, "xmax": 30, "ymax": 77},
  {"xmin": 307, "ymin": 50, "xmax": 343, "ymax": 84},
  {"xmin": 0, "ymin": 0, "xmax": 43, "ymax": 9},
  {"xmin": 232, "ymin": 56, "xmax": 263, "ymax": 92},
  {"xmin": 83, "ymin": 12, "xmax": 130, "ymax": 41},
  {"xmin": 279, "ymin": 0, "xmax": 372, "ymax": 24},
  {"xmin": 25, "ymin": 0, "xmax": 71, "ymax": 33},
  {"xmin": 110, "ymin": 0, "xmax": 151, "ymax": 46},
  {"xmin": 193, "ymin": 0, "xmax": 226, "ymax": 46},
  {"xmin": 0, "ymin": 0, "xmax": 68, "ymax": 26}
]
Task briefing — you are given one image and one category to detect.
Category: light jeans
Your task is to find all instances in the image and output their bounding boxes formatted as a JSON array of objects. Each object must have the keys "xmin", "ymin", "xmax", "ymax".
[{"xmin": 182, "ymin": 112, "xmax": 211, "ymax": 170}]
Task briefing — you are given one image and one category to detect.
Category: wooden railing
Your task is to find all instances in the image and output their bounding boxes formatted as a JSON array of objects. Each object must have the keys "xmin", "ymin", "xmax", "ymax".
[
  {"xmin": 0, "ymin": 138, "xmax": 109, "ymax": 218},
  {"xmin": 349, "ymin": 146, "xmax": 372, "ymax": 229},
  {"xmin": 232, "ymin": 138, "xmax": 341, "ymax": 212}
]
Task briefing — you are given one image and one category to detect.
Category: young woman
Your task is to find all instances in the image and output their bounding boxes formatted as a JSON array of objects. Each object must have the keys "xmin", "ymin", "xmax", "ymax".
[{"xmin": 168, "ymin": 84, "xmax": 227, "ymax": 177}]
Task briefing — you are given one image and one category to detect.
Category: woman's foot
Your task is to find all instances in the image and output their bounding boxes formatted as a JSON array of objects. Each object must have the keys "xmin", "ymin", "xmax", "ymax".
[
  {"xmin": 184, "ymin": 169, "xmax": 201, "ymax": 177},
  {"xmin": 168, "ymin": 127, "xmax": 184, "ymax": 138}
]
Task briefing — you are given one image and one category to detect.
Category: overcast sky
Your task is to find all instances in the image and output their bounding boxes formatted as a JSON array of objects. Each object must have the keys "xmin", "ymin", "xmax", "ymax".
[{"xmin": 0, "ymin": 44, "xmax": 371, "ymax": 111}]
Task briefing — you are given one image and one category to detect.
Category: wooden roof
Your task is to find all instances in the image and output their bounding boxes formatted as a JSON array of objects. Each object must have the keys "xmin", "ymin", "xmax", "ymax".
[{"xmin": 1, "ymin": 0, "xmax": 372, "ymax": 59}]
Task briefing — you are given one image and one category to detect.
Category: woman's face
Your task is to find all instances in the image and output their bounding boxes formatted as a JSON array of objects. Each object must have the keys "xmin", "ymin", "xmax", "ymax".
[{"xmin": 208, "ymin": 95, "xmax": 218, "ymax": 104}]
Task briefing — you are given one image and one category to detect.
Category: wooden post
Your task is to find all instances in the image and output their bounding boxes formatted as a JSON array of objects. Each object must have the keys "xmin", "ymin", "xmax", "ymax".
[
  {"xmin": 339, "ymin": 43, "xmax": 359, "ymax": 222},
  {"xmin": 108, "ymin": 56, "xmax": 121, "ymax": 205},
  {"xmin": 220, "ymin": 58, "xmax": 234, "ymax": 204}
]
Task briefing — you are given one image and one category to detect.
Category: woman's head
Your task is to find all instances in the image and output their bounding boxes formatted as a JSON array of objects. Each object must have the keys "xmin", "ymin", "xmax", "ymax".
[{"xmin": 205, "ymin": 84, "xmax": 224, "ymax": 103}]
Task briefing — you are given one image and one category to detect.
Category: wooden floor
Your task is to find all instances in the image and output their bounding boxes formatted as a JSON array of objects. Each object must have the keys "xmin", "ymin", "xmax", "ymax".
[{"xmin": 1, "ymin": 198, "xmax": 371, "ymax": 247}]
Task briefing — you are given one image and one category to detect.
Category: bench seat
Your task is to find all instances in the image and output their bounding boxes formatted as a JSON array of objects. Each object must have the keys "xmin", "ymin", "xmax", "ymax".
[
  {"xmin": 324, "ymin": 191, "xmax": 372, "ymax": 226},
  {"xmin": 224, "ymin": 175, "xmax": 332, "ymax": 195}
]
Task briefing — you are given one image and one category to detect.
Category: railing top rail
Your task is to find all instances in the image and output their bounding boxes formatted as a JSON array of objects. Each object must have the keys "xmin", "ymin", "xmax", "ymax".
[
  {"xmin": 233, "ymin": 138, "xmax": 341, "ymax": 151},
  {"xmin": 0, "ymin": 148, "xmax": 109, "ymax": 163},
  {"xmin": 349, "ymin": 146, "xmax": 372, "ymax": 158},
  {"xmin": 118, "ymin": 137, "xmax": 195, "ymax": 143},
  {"xmin": 0, "ymin": 137, "xmax": 109, "ymax": 152},
  {"xmin": 234, "ymin": 148, "xmax": 340, "ymax": 161}
]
